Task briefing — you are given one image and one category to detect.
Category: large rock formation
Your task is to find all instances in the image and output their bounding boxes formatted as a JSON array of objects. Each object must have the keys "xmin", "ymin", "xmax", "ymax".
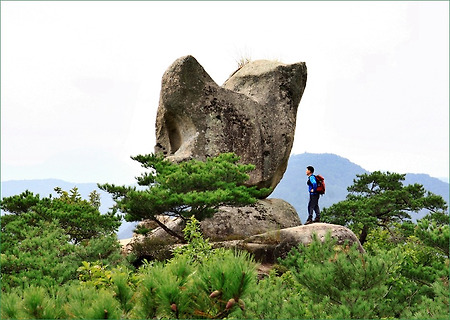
[
  {"xmin": 123, "ymin": 56, "xmax": 365, "ymax": 266},
  {"xmin": 155, "ymin": 56, "xmax": 307, "ymax": 192}
]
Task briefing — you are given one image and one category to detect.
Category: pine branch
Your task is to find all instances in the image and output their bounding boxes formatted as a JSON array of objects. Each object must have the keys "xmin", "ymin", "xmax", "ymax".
[{"xmin": 152, "ymin": 217, "xmax": 185, "ymax": 243}]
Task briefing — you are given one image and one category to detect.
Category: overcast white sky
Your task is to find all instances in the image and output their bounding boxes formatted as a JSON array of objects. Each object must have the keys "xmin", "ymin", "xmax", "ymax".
[{"xmin": 2, "ymin": 1, "xmax": 449, "ymax": 185}]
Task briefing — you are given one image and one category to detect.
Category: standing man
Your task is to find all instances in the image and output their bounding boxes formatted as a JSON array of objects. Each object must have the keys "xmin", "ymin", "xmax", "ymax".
[{"xmin": 305, "ymin": 165, "xmax": 320, "ymax": 225}]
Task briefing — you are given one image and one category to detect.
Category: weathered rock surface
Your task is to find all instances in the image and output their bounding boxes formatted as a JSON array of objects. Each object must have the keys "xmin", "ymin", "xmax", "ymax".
[
  {"xmin": 239, "ymin": 223, "xmax": 365, "ymax": 263},
  {"xmin": 155, "ymin": 55, "xmax": 307, "ymax": 193},
  {"xmin": 200, "ymin": 198, "xmax": 301, "ymax": 241},
  {"xmin": 123, "ymin": 198, "xmax": 301, "ymax": 253},
  {"xmin": 123, "ymin": 223, "xmax": 364, "ymax": 266}
]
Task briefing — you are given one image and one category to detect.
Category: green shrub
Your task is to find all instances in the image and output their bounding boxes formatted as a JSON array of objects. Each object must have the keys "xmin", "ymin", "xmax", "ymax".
[
  {"xmin": 401, "ymin": 277, "xmax": 449, "ymax": 319},
  {"xmin": 1, "ymin": 187, "xmax": 125, "ymax": 291},
  {"xmin": 130, "ymin": 265, "xmax": 158, "ymax": 319},
  {"xmin": 21, "ymin": 286, "xmax": 66, "ymax": 319},
  {"xmin": 111, "ymin": 272, "xmax": 135, "ymax": 315},
  {"xmin": 131, "ymin": 217, "xmax": 258, "ymax": 319},
  {"xmin": 230, "ymin": 269, "xmax": 310, "ymax": 319},
  {"xmin": 1, "ymin": 220, "xmax": 78, "ymax": 290},
  {"xmin": 280, "ymin": 233, "xmax": 402, "ymax": 319},
  {"xmin": 1, "ymin": 288, "xmax": 24, "ymax": 319},
  {"xmin": 64, "ymin": 285, "xmax": 122, "ymax": 319}
]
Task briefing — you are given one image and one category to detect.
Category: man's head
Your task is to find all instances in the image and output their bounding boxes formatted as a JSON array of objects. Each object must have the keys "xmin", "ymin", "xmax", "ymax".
[{"xmin": 306, "ymin": 166, "xmax": 314, "ymax": 176}]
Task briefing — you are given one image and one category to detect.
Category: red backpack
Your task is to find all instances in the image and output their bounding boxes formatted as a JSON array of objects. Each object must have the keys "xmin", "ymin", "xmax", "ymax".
[{"xmin": 315, "ymin": 174, "xmax": 326, "ymax": 194}]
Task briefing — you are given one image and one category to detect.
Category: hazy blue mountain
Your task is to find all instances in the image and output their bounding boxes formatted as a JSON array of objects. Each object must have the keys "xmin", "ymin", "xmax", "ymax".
[
  {"xmin": 2, "ymin": 153, "xmax": 448, "ymax": 238},
  {"xmin": 404, "ymin": 173, "xmax": 450, "ymax": 202}
]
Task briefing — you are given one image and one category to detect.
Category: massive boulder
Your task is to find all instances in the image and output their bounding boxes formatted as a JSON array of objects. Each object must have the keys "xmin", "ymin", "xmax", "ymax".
[{"xmin": 155, "ymin": 56, "xmax": 307, "ymax": 193}]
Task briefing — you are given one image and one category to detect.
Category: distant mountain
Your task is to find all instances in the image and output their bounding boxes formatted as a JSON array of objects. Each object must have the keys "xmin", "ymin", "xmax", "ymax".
[
  {"xmin": 2, "ymin": 153, "xmax": 448, "ymax": 238},
  {"xmin": 270, "ymin": 153, "xmax": 449, "ymax": 223},
  {"xmin": 404, "ymin": 173, "xmax": 450, "ymax": 201}
]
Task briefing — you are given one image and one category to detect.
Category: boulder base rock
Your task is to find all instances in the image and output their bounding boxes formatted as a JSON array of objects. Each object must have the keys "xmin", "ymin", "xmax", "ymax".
[
  {"xmin": 239, "ymin": 223, "xmax": 365, "ymax": 263},
  {"xmin": 124, "ymin": 223, "xmax": 364, "ymax": 266},
  {"xmin": 201, "ymin": 198, "xmax": 301, "ymax": 241},
  {"xmin": 124, "ymin": 198, "xmax": 301, "ymax": 253},
  {"xmin": 155, "ymin": 55, "xmax": 307, "ymax": 193}
]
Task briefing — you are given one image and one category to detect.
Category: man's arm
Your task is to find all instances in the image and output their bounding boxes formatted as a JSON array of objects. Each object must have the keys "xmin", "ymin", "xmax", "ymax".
[{"xmin": 309, "ymin": 176, "xmax": 317, "ymax": 193}]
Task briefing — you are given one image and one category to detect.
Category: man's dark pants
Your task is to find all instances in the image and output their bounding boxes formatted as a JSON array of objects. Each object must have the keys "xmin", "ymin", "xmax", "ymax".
[{"xmin": 307, "ymin": 193, "xmax": 321, "ymax": 221}]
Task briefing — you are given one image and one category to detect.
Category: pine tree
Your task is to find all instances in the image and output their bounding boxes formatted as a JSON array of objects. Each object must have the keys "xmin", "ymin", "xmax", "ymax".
[
  {"xmin": 414, "ymin": 211, "xmax": 449, "ymax": 257},
  {"xmin": 280, "ymin": 233, "xmax": 403, "ymax": 319},
  {"xmin": 1, "ymin": 187, "xmax": 121, "ymax": 244},
  {"xmin": 322, "ymin": 171, "xmax": 448, "ymax": 244},
  {"xmin": 99, "ymin": 152, "xmax": 269, "ymax": 241},
  {"xmin": 0, "ymin": 188, "xmax": 124, "ymax": 290}
]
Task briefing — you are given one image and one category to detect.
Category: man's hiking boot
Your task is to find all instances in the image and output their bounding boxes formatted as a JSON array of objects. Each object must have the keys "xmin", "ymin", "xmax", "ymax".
[
  {"xmin": 313, "ymin": 217, "xmax": 320, "ymax": 223},
  {"xmin": 305, "ymin": 219, "xmax": 313, "ymax": 225}
]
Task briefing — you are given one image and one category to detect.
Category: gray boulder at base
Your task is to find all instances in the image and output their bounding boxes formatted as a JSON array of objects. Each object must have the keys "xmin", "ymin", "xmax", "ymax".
[
  {"xmin": 124, "ymin": 198, "xmax": 301, "ymax": 252},
  {"xmin": 155, "ymin": 55, "xmax": 307, "ymax": 194},
  {"xmin": 200, "ymin": 198, "xmax": 301, "ymax": 241},
  {"xmin": 124, "ymin": 223, "xmax": 364, "ymax": 266},
  {"xmin": 237, "ymin": 223, "xmax": 365, "ymax": 263}
]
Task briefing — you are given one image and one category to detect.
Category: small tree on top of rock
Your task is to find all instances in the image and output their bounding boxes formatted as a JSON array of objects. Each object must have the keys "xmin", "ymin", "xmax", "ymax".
[{"xmin": 99, "ymin": 153, "xmax": 270, "ymax": 242}]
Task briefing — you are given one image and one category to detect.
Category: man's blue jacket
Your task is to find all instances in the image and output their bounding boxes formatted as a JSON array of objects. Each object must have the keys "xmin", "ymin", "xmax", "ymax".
[{"xmin": 307, "ymin": 175, "xmax": 318, "ymax": 195}]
